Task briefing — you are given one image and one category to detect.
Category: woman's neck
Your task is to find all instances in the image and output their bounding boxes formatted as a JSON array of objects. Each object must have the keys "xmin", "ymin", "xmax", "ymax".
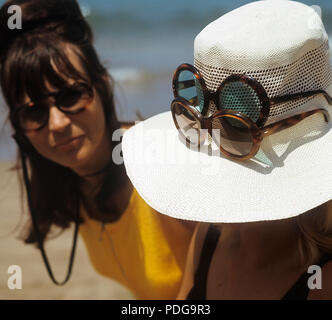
[
  {"xmin": 74, "ymin": 131, "xmax": 112, "ymax": 190},
  {"xmin": 215, "ymin": 217, "xmax": 302, "ymax": 271}
]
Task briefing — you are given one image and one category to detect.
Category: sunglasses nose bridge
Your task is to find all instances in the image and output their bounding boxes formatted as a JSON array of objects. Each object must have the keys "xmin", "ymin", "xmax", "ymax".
[{"xmin": 206, "ymin": 94, "xmax": 218, "ymax": 116}]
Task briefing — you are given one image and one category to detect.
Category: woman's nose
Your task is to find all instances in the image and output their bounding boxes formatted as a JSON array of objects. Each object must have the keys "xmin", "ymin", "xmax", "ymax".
[{"xmin": 48, "ymin": 106, "xmax": 71, "ymax": 132}]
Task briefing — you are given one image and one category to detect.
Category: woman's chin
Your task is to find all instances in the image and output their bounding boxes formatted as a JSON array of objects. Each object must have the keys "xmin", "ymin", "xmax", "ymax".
[{"xmin": 48, "ymin": 144, "xmax": 90, "ymax": 170}]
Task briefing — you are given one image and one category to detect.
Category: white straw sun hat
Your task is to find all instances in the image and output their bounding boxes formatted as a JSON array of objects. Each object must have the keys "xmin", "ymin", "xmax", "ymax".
[{"xmin": 122, "ymin": 0, "xmax": 332, "ymax": 223}]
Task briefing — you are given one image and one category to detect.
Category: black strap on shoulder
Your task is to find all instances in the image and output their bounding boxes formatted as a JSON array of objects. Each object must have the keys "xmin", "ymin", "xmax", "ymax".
[
  {"xmin": 282, "ymin": 252, "xmax": 332, "ymax": 300},
  {"xmin": 186, "ymin": 224, "xmax": 221, "ymax": 300}
]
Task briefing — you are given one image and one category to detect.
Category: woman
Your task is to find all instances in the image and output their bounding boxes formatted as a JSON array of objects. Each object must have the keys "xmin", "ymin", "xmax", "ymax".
[
  {"xmin": 0, "ymin": 0, "xmax": 194, "ymax": 299},
  {"xmin": 122, "ymin": 0, "xmax": 332, "ymax": 299},
  {"xmin": 177, "ymin": 202, "xmax": 332, "ymax": 300}
]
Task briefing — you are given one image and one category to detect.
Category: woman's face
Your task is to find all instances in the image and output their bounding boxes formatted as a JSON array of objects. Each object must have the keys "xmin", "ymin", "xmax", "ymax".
[{"xmin": 22, "ymin": 48, "xmax": 110, "ymax": 175}]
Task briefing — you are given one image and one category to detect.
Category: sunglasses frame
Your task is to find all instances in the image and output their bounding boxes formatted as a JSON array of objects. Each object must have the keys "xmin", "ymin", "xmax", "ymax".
[
  {"xmin": 171, "ymin": 97, "xmax": 330, "ymax": 161},
  {"xmin": 172, "ymin": 63, "xmax": 332, "ymax": 128},
  {"xmin": 12, "ymin": 82, "xmax": 94, "ymax": 133}
]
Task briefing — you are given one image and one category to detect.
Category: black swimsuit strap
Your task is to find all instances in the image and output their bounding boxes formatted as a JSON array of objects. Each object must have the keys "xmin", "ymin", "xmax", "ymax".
[
  {"xmin": 186, "ymin": 224, "xmax": 221, "ymax": 300},
  {"xmin": 282, "ymin": 252, "xmax": 332, "ymax": 300}
]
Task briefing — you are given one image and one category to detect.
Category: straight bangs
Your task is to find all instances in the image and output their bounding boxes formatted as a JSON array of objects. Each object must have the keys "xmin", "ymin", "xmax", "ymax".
[{"xmin": 3, "ymin": 36, "xmax": 91, "ymax": 115}]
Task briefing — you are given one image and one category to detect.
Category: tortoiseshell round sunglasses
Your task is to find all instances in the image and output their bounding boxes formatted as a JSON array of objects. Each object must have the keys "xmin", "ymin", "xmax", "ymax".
[{"xmin": 171, "ymin": 63, "xmax": 332, "ymax": 161}]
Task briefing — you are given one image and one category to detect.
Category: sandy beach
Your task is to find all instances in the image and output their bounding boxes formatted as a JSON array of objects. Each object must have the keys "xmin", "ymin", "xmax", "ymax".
[{"xmin": 0, "ymin": 161, "xmax": 134, "ymax": 300}]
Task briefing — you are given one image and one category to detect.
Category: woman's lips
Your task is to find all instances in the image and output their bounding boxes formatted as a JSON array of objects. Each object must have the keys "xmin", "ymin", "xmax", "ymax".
[{"xmin": 54, "ymin": 135, "xmax": 84, "ymax": 150}]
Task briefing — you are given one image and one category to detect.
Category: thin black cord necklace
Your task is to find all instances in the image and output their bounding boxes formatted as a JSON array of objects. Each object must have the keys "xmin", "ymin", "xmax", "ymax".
[{"xmin": 16, "ymin": 138, "xmax": 80, "ymax": 286}]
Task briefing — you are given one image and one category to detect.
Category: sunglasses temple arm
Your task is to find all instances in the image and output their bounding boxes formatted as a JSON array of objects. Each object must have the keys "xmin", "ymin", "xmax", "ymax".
[
  {"xmin": 261, "ymin": 108, "xmax": 330, "ymax": 138},
  {"xmin": 270, "ymin": 90, "xmax": 332, "ymax": 105}
]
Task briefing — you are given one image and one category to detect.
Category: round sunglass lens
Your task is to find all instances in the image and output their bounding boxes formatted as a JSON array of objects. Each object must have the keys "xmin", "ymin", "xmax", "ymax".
[
  {"xmin": 211, "ymin": 115, "xmax": 253, "ymax": 157},
  {"xmin": 172, "ymin": 102, "xmax": 203, "ymax": 146},
  {"xmin": 18, "ymin": 105, "xmax": 48, "ymax": 131},
  {"xmin": 58, "ymin": 84, "xmax": 93, "ymax": 112},
  {"xmin": 218, "ymin": 81, "xmax": 262, "ymax": 123},
  {"xmin": 175, "ymin": 70, "xmax": 204, "ymax": 113}
]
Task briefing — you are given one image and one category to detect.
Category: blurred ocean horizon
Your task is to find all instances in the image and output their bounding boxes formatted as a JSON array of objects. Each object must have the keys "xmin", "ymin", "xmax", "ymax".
[{"xmin": 1, "ymin": 0, "xmax": 332, "ymax": 160}]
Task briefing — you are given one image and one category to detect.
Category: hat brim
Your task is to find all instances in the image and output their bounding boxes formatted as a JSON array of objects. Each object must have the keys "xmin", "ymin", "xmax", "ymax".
[{"xmin": 123, "ymin": 109, "xmax": 332, "ymax": 223}]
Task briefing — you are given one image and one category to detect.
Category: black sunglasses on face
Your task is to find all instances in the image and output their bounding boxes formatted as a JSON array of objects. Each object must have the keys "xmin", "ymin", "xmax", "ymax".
[{"xmin": 13, "ymin": 82, "xmax": 94, "ymax": 132}]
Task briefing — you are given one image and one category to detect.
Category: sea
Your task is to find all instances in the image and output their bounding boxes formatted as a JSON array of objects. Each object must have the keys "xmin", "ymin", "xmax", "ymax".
[{"xmin": 1, "ymin": 0, "xmax": 332, "ymax": 160}]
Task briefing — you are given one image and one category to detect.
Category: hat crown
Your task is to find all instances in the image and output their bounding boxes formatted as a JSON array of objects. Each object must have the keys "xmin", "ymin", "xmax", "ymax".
[
  {"xmin": 194, "ymin": 0, "xmax": 332, "ymax": 125},
  {"xmin": 195, "ymin": 0, "xmax": 327, "ymax": 69}
]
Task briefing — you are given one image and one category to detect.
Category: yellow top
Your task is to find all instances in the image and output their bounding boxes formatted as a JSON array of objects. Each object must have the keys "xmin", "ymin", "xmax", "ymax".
[{"xmin": 79, "ymin": 188, "xmax": 193, "ymax": 299}]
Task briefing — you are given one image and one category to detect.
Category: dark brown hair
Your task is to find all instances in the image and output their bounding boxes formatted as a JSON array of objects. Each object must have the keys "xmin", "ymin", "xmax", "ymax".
[{"xmin": 0, "ymin": 0, "xmax": 128, "ymax": 244}]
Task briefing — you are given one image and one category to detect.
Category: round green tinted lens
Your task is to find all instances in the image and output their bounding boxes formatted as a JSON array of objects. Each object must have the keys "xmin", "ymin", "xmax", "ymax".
[
  {"xmin": 176, "ymin": 70, "xmax": 204, "ymax": 113},
  {"xmin": 219, "ymin": 81, "xmax": 262, "ymax": 123},
  {"xmin": 211, "ymin": 115, "xmax": 253, "ymax": 156}
]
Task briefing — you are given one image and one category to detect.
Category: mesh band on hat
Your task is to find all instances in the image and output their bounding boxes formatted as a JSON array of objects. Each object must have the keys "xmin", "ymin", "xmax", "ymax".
[{"xmin": 194, "ymin": 0, "xmax": 332, "ymax": 125}]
